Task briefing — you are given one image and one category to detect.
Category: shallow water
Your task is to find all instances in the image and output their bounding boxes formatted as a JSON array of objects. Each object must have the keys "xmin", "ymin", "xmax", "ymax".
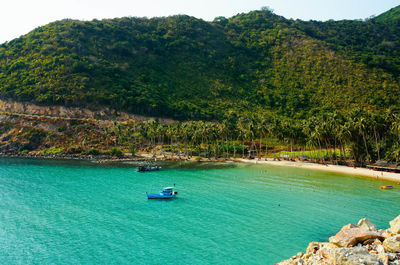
[{"xmin": 0, "ymin": 158, "xmax": 399, "ymax": 264}]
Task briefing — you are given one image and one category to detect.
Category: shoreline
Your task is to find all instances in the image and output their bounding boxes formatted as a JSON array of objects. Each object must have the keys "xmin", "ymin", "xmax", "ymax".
[
  {"xmin": 2, "ymin": 152, "xmax": 400, "ymax": 183},
  {"xmin": 237, "ymin": 158, "xmax": 400, "ymax": 183}
]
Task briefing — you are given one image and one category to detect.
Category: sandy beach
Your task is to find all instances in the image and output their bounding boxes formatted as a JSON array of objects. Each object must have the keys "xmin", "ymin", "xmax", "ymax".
[
  {"xmin": 236, "ymin": 158, "xmax": 400, "ymax": 183},
  {"xmin": 106, "ymin": 153, "xmax": 400, "ymax": 183},
  {"xmin": 139, "ymin": 153, "xmax": 400, "ymax": 183}
]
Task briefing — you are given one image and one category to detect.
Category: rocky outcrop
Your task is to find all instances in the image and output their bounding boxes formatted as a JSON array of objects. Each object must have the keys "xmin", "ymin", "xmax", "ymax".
[
  {"xmin": 278, "ymin": 215, "xmax": 400, "ymax": 265},
  {"xmin": 383, "ymin": 235, "xmax": 400, "ymax": 253},
  {"xmin": 358, "ymin": 218, "xmax": 378, "ymax": 232},
  {"xmin": 329, "ymin": 226, "xmax": 384, "ymax": 247},
  {"xmin": 389, "ymin": 215, "xmax": 400, "ymax": 235},
  {"xmin": 332, "ymin": 247, "xmax": 383, "ymax": 265},
  {"xmin": 0, "ymin": 99, "xmax": 175, "ymax": 123},
  {"xmin": 279, "ymin": 245, "xmax": 383, "ymax": 265}
]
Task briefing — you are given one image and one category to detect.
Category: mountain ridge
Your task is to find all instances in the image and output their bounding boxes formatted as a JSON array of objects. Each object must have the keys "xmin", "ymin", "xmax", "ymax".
[{"xmin": 374, "ymin": 5, "xmax": 400, "ymax": 22}]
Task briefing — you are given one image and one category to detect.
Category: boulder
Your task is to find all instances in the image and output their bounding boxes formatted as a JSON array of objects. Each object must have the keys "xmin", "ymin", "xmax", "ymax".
[
  {"xmin": 382, "ymin": 235, "xmax": 400, "ymax": 253},
  {"xmin": 276, "ymin": 259, "xmax": 296, "ymax": 265},
  {"xmin": 389, "ymin": 214, "xmax": 400, "ymax": 235},
  {"xmin": 342, "ymin": 223, "xmax": 359, "ymax": 230},
  {"xmin": 376, "ymin": 244, "xmax": 385, "ymax": 254},
  {"xmin": 363, "ymin": 238, "xmax": 382, "ymax": 246},
  {"xmin": 358, "ymin": 218, "xmax": 378, "ymax": 232},
  {"xmin": 332, "ymin": 247, "xmax": 383, "ymax": 265},
  {"xmin": 276, "ymin": 253, "xmax": 304, "ymax": 265},
  {"xmin": 377, "ymin": 252, "xmax": 398, "ymax": 265},
  {"xmin": 306, "ymin": 242, "xmax": 337, "ymax": 255},
  {"xmin": 296, "ymin": 252, "xmax": 304, "ymax": 259},
  {"xmin": 377, "ymin": 253, "xmax": 389, "ymax": 265},
  {"xmin": 381, "ymin": 230, "xmax": 394, "ymax": 239},
  {"xmin": 329, "ymin": 227, "xmax": 385, "ymax": 247}
]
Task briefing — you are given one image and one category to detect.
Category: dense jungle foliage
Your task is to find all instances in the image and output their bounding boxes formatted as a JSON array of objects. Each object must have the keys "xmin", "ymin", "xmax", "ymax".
[
  {"xmin": 2, "ymin": 108, "xmax": 400, "ymax": 166},
  {"xmin": 0, "ymin": 6, "xmax": 399, "ymax": 121},
  {"xmin": 102, "ymin": 109, "xmax": 400, "ymax": 165}
]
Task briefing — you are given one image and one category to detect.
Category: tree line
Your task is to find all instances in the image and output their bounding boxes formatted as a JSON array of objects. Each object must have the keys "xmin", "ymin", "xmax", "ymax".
[{"xmin": 106, "ymin": 109, "xmax": 400, "ymax": 165}]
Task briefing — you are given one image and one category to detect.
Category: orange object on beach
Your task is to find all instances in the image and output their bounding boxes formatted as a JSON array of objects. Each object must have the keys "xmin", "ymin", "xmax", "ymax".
[{"xmin": 380, "ymin": 186, "xmax": 393, "ymax": 190}]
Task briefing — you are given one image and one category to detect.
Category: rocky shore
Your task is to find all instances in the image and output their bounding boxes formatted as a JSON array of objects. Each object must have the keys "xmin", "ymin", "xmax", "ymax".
[
  {"xmin": 0, "ymin": 151, "xmax": 227, "ymax": 163},
  {"xmin": 0, "ymin": 151, "xmax": 119, "ymax": 161},
  {"xmin": 278, "ymin": 215, "xmax": 400, "ymax": 264},
  {"xmin": 0, "ymin": 150, "xmax": 157, "ymax": 162}
]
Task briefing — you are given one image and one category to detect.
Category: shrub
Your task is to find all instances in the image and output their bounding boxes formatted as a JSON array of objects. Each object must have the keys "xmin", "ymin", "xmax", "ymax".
[
  {"xmin": 129, "ymin": 145, "xmax": 135, "ymax": 156},
  {"xmin": 18, "ymin": 144, "xmax": 32, "ymax": 153},
  {"xmin": 86, "ymin": 148, "xmax": 100, "ymax": 155},
  {"xmin": 40, "ymin": 147, "xmax": 64, "ymax": 154},
  {"xmin": 110, "ymin": 148, "xmax": 123, "ymax": 157},
  {"xmin": 66, "ymin": 145, "xmax": 83, "ymax": 154}
]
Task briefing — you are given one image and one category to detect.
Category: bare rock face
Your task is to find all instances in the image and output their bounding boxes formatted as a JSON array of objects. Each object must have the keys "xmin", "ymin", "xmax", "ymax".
[
  {"xmin": 389, "ymin": 215, "xmax": 400, "ymax": 235},
  {"xmin": 358, "ymin": 218, "xmax": 378, "ymax": 232},
  {"xmin": 377, "ymin": 252, "xmax": 399, "ymax": 265},
  {"xmin": 276, "ymin": 259, "xmax": 296, "ymax": 265},
  {"xmin": 0, "ymin": 99, "xmax": 176, "ymax": 123},
  {"xmin": 277, "ymin": 243, "xmax": 335, "ymax": 265},
  {"xmin": 306, "ymin": 242, "xmax": 337, "ymax": 255},
  {"xmin": 383, "ymin": 235, "xmax": 400, "ymax": 253},
  {"xmin": 342, "ymin": 223, "xmax": 359, "ymax": 230},
  {"xmin": 332, "ymin": 247, "xmax": 383, "ymax": 265},
  {"xmin": 377, "ymin": 253, "xmax": 389, "ymax": 264},
  {"xmin": 329, "ymin": 226, "xmax": 385, "ymax": 247}
]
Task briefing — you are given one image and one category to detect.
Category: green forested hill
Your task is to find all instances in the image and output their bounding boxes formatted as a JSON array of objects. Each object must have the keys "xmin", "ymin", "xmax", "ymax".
[
  {"xmin": 0, "ymin": 7, "xmax": 399, "ymax": 121},
  {"xmin": 375, "ymin": 5, "xmax": 400, "ymax": 22}
]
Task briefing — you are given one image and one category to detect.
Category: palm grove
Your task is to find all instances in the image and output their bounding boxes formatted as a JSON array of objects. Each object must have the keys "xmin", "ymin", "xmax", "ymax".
[{"xmin": 107, "ymin": 108, "xmax": 400, "ymax": 165}]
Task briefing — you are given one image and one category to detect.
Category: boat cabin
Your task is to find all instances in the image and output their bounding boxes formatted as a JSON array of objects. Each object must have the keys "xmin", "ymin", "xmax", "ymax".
[
  {"xmin": 161, "ymin": 187, "xmax": 178, "ymax": 195},
  {"xmin": 146, "ymin": 186, "xmax": 178, "ymax": 199}
]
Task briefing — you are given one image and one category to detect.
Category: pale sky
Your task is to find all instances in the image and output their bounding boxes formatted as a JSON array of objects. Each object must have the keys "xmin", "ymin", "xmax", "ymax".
[{"xmin": 1, "ymin": 0, "xmax": 399, "ymax": 44}]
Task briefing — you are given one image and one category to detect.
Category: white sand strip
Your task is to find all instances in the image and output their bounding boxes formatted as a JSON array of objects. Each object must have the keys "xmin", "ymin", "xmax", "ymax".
[{"xmin": 236, "ymin": 159, "xmax": 400, "ymax": 183}]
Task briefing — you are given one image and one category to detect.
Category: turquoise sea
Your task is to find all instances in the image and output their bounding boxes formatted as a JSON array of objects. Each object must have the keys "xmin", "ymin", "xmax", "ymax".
[{"xmin": 0, "ymin": 158, "xmax": 399, "ymax": 264}]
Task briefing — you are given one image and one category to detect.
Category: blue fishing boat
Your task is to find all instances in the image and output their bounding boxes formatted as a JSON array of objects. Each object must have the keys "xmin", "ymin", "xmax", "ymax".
[
  {"xmin": 146, "ymin": 186, "xmax": 178, "ymax": 199},
  {"xmin": 137, "ymin": 166, "xmax": 161, "ymax": 172}
]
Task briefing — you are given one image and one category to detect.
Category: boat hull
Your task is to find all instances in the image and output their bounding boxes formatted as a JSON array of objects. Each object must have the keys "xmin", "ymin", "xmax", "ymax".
[
  {"xmin": 146, "ymin": 193, "xmax": 176, "ymax": 199},
  {"xmin": 137, "ymin": 167, "xmax": 161, "ymax": 172}
]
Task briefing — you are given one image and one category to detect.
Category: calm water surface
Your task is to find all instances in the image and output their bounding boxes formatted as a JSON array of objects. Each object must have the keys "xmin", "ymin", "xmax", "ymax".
[{"xmin": 0, "ymin": 158, "xmax": 399, "ymax": 264}]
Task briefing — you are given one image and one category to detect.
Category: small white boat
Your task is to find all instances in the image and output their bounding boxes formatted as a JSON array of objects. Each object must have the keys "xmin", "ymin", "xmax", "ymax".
[{"xmin": 146, "ymin": 186, "xmax": 178, "ymax": 199}]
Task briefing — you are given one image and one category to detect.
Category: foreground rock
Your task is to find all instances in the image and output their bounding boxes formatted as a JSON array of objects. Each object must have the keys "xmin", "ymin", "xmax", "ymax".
[
  {"xmin": 358, "ymin": 218, "xmax": 378, "ymax": 232},
  {"xmin": 278, "ymin": 214, "xmax": 400, "ymax": 265},
  {"xmin": 333, "ymin": 247, "xmax": 383, "ymax": 265},
  {"xmin": 389, "ymin": 216, "xmax": 400, "ymax": 234},
  {"xmin": 383, "ymin": 235, "xmax": 400, "ymax": 253},
  {"xmin": 329, "ymin": 226, "xmax": 384, "ymax": 247}
]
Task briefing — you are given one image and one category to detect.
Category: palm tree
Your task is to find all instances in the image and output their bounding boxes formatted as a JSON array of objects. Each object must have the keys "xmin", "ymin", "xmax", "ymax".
[
  {"xmin": 245, "ymin": 116, "xmax": 257, "ymax": 158},
  {"xmin": 356, "ymin": 113, "xmax": 371, "ymax": 164},
  {"xmin": 370, "ymin": 113, "xmax": 385, "ymax": 162},
  {"xmin": 166, "ymin": 124, "xmax": 175, "ymax": 155},
  {"xmin": 220, "ymin": 120, "xmax": 232, "ymax": 158},
  {"xmin": 237, "ymin": 117, "xmax": 247, "ymax": 158},
  {"xmin": 258, "ymin": 116, "xmax": 271, "ymax": 159},
  {"xmin": 192, "ymin": 121, "xmax": 204, "ymax": 156}
]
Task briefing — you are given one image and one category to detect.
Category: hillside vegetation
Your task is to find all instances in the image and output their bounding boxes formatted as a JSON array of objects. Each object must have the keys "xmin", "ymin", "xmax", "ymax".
[{"xmin": 0, "ymin": 6, "xmax": 399, "ymax": 120}]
